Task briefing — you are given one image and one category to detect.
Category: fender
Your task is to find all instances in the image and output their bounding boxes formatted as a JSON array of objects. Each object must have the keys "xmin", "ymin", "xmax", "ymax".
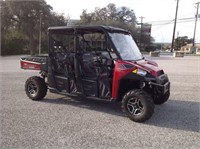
[{"xmin": 112, "ymin": 60, "xmax": 136, "ymax": 99}]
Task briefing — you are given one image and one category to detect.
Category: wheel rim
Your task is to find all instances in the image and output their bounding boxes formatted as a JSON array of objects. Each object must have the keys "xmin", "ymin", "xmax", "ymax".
[
  {"xmin": 127, "ymin": 97, "xmax": 144, "ymax": 116},
  {"xmin": 27, "ymin": 82, "xmax": 37, "ymax": 97}
]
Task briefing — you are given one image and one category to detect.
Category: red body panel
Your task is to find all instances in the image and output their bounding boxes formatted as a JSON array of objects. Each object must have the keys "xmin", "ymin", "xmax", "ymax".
[
  {"xmin": 112, "ymin": 60, "xmax": 136, "ymax": 99},
  {"xmin": 145, "ymin": 58, "xmax": 158, "ymax": 67},
  {"xmin": 134, "ymin": 60, "xmax": 162, "ymax": 77},
  {"xmin": 111, "ymin": 59, "xmax": 163, "ymax": 99},
  {"xmin": 20, "ymin": 60, "xmax": 41, "ymax": 70}
]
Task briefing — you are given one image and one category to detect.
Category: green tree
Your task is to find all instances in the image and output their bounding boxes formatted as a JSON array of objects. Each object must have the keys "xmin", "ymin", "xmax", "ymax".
[
  {"xmin": 174, "ymin": 36, "xmax": 193, "ymax": 50},
  {"xmin": 1, "ymin": 0, "xmax": 67, "ymax": 55},
  {"xmin": 79, "ymin": 4, "xmax": 137, "ymax": 37},
  {"xmin": 79, "ymin": 3, "xmax": 152, "ymax": 48}
]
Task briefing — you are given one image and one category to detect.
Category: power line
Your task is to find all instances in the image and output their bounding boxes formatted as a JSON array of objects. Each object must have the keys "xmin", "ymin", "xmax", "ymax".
[
  {"xmin": 146, "ymin": 17, "xmax": 194, "ymax": 26},
  {"xmin": 152, "ymin": 20, "xmax": 174, "ymax": 31},
  {"xmin": 152, "ymin": 19, "xmax": 195, "ymax": 26}
]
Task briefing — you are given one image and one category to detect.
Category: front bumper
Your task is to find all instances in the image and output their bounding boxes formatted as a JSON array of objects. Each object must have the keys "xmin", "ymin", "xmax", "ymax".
[
  {"xmin": 149, "ymin": 81, "xmax": 170, "ymax": 94},
  {"xmin": 145, "ymin": 74, "xmax": 170, "ymax": 95}
]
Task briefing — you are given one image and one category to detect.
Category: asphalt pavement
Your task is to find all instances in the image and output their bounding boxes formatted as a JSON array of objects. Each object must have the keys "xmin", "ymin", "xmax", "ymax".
[{"xmin": 0, "ymin": 55, "xmax": 200, "ymax": 149}]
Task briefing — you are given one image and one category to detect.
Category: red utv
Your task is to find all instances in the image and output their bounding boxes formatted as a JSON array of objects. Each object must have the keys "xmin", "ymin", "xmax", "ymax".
[{"xmin": 20, "ymin": 25, "xmax": 170, "ymax": 122}]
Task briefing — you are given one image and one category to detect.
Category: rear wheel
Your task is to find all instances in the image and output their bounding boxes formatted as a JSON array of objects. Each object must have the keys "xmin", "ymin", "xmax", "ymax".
[
  {"xmin": 25, "ymin": 76, "xmax": 47, "ymax": 100},
  {"xmin": 122, "ymin": 89, "xmax": 154, "ymax": 122}
]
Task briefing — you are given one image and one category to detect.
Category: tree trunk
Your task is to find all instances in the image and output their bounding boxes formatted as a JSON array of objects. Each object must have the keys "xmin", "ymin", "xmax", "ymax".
[{"xmin": 29, "ymin": 30, "xmax": 36, "ymax": 55}]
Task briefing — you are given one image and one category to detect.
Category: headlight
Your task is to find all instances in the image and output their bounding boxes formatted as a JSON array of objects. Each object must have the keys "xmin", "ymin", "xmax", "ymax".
[{"xmin": 132, "ymin": 68, "xmax": 147, "ymax": 76}]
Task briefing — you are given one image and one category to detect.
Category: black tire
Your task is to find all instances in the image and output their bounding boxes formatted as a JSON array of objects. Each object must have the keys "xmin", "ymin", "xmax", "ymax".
[
  {"xmin": 25, "ymin": 76, "xmax": 47, "ymax": 100},
  {"xmin": 154, "ymin": 91, "xmax": 170, "ymax": 105},
  {"xmin": 122, "ymin": 89, "xmax": 154, "ymax": 122}
]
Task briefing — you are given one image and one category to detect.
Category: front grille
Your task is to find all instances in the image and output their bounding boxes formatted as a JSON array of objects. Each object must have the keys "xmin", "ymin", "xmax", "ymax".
[{"xmin": 156, "ymin": 74, "xmax": 169, "ymax": 85}]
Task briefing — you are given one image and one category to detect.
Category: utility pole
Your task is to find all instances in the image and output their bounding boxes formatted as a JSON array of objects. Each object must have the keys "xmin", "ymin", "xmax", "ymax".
[
  {"xmin": 160, "ymin": 31, "xmax": 164, "ymax": 51},
  {"xmin": 177, "ymin": 31, "xmax": 179, "ymax": 50},
  {"xmin": 139, "ymin": 16, "xmax": 145, "ymax": 49},
  {"xmin": 39, "ymin": 13, "xmax": 42, "ymax": 55},
  {"xmin": 193, "ymin": 2, "xmax": 200, "ymax": 47},
  {"xmin": 171, "ymin": 0, "xmax": 179, "ymax": 52}
]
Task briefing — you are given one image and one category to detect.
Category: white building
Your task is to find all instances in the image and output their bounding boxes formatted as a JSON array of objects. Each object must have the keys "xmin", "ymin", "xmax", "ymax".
[{"xmin": 180, "ymin": 44, "xmax": 200, "ymax": 54}]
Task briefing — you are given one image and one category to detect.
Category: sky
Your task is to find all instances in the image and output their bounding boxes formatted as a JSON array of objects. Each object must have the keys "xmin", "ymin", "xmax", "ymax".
[{"xmin": 46, "ymin": 0, "xmax": 200, "ymax": 43}]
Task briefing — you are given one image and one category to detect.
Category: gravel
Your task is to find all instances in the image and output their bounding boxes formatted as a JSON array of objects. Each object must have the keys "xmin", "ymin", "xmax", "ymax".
[{"xmin": 0, "ymin": 55, "xmax": 200, "ymax": 149}]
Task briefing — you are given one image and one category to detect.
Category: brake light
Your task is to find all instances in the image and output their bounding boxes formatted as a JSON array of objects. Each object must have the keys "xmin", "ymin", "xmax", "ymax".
[{"xmin": 20, "ymin": 60, "xmax": 41, "ymax": 70}]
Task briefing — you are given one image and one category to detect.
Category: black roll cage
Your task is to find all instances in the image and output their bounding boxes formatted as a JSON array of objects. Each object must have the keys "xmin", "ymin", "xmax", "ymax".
[{"xmin": 48, "ymin": 25, "xmax": 130, "ymax": 60}]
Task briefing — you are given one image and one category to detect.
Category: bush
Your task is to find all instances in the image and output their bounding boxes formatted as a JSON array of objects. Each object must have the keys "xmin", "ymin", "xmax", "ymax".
[
  {"xmin": 144, "ymin": 45, "xmax": 156, "ymax": 52},
  {"xmin": 1, "ymin": 36, "xmax": 28, "ymax": 56}
]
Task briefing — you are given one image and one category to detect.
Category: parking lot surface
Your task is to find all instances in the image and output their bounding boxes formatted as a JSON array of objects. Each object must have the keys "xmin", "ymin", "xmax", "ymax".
[{"xmin": 0, "ymin": 55, "xmax": 200, "ymax": 148}]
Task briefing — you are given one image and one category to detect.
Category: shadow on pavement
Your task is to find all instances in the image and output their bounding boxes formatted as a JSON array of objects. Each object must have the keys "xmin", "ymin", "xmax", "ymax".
[
  {"xmin": 147, "ymin": 99, "xmax": 200, "ymax": 133},
  {"xmin": 40, "ymin": 96, "xmax": 199, "ymax": 133},
  {"xmin": 42, "ymin": 95, "xmax": 123, "ymax": 117}
]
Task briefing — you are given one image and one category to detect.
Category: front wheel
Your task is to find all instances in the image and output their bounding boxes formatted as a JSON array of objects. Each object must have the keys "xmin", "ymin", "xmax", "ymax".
[
  {"xmin": 25, "ymin": 76, "xmax": 47, "ymax": 100},
  {"xmin": 122, "ymin": 89, "xmax": 154, "ymax": 122}
]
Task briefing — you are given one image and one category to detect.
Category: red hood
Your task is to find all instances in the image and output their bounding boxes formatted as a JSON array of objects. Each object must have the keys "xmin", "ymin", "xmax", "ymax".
[{"xmin": 131, "ymin": 59, "xmax": 162, "ymax": 77}]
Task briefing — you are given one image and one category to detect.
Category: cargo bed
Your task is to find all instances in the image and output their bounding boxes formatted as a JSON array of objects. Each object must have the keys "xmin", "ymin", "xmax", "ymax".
[{"xmin": 20, "ymin": 56, "xmax": 48, "ymax": 71}]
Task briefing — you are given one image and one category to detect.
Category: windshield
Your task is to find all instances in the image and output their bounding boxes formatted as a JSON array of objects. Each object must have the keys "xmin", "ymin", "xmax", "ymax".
[{"xmin": 109, "ymin": 32, "xmax": 142, "ymax": 61}]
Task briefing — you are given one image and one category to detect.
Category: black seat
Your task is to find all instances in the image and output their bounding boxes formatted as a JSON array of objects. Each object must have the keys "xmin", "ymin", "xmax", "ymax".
[{"xmin": 79, "ymin": 52, "xmax": 98, "ymax": 79}]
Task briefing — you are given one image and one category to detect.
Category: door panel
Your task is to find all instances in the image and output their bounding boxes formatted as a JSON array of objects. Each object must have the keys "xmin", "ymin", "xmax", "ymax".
[
  {"xmin": 82, "ymin": 79, "xmax": 98, "ymax": 97},
  {"xmin": 54, "ymin": 75, "xmax": 69, "ymax": 92}
]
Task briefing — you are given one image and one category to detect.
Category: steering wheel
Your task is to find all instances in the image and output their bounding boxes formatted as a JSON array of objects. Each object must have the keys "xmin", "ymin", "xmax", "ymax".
[{"xmin": 99, "ymin": 55, "xmax": 111, "ymax": 66}]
